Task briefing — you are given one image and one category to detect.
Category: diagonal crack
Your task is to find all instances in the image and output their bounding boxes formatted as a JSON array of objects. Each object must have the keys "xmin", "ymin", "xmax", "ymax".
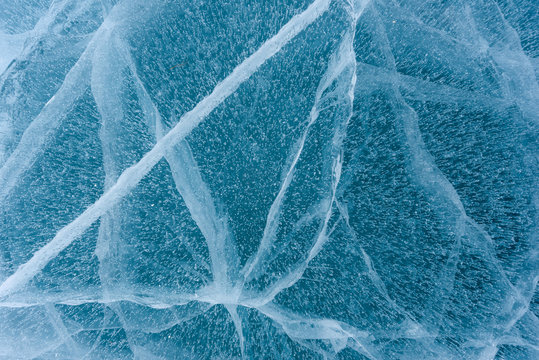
[{"xmin": 0, "ymin": 0, "xmax": 332, "ymax": 299}]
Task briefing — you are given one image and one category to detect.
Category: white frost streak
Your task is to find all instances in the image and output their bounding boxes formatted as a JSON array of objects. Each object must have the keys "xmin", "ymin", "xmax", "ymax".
[
  {"xmin": 242, "ymin": 33, "xmax": 353, "ymax": 282},
  {"xmin": 246, "ymin": 159, "xmax": 342, "ymax": 307},
  {"xmin": 243, "ymin": 0, "xmax": 368, "ymax": 306},
  {"xmin": 258, "ymin": 303, "xmax": 379, "ymax": 359},
  {"xmin": 0, "ymin": 0, "xmax": 331, "ymax": 298},
  {"xmin": 0, "ymin": 46, "xmax": 93, "ymax": 201},
  {"xmin": 117, "ymin": 31, "xmax": 237, "ymax": 290}
]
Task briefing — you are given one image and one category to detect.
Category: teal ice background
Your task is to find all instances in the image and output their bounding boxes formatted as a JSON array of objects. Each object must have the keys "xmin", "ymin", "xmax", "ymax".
[{"xmin": 0, "ymin": 0, "xmax": 537, "ymax": 359}]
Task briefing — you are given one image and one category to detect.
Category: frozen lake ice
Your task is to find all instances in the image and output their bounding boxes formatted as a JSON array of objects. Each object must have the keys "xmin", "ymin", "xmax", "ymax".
[{"xmin": 0, "ymin": 0, "xmax": 537, "ymax": 358}]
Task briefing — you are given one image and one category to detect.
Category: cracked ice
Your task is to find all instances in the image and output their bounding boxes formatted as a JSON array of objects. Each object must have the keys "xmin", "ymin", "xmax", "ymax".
[{"xmin": 0, "ymin": 0, "xmax": 537, "ymax": 359}]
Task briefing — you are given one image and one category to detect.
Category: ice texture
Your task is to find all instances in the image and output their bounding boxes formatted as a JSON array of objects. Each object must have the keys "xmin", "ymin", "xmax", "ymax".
[{"xmin": 0, "ymin": 0, "xmax": 537, "ymax": 359}]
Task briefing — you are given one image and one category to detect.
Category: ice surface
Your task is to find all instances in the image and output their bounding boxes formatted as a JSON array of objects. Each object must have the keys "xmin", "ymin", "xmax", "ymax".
[{"xmin": 0, "ymin": 0, "xmax": 537, "ymax": 359}]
